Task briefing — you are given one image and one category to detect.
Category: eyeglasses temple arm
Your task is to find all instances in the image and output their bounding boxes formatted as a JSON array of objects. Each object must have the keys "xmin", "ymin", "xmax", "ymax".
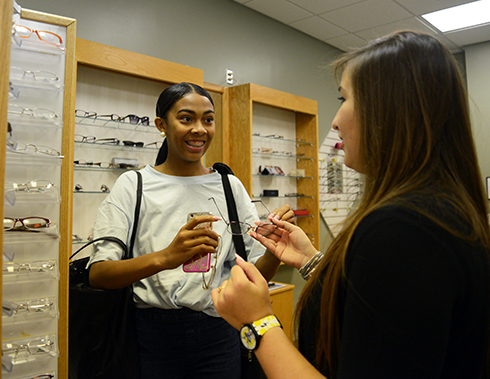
[{"xmin": 208, "ymin": 197, "xmax": 229, "ymax": 223}]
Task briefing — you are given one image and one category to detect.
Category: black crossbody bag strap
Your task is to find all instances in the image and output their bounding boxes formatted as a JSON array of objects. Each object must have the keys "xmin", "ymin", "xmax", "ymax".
[
  {"xmin": 213, "ymin": 163, "xmax": 247, "ymax": 261},
  {"xmin": 129, "ymin": 171, "xmax": 143, "ymax": 258}
]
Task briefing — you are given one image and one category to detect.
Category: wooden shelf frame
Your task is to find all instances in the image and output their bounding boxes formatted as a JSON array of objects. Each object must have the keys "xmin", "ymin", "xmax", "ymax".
[{"xmin": 226, "ymin": 83, "xmax": 320, "ymax": 248}]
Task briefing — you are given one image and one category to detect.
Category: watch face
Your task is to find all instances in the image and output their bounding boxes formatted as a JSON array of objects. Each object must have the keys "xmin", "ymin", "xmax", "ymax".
[{"xmin": 240, "ymin": 325, "xmax": 257, "ymax": 350}]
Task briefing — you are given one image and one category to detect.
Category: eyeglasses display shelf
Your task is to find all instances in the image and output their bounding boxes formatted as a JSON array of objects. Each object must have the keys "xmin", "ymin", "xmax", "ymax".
[{"xmin": 1, "ymin": 3, "xmax": 77, "ymax": 378}]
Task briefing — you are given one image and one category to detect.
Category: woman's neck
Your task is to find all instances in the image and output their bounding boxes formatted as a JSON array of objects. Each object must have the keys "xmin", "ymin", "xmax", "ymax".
[{"xmin": 154, "ymin": 160, "xmax": 211, "ymax": 176}]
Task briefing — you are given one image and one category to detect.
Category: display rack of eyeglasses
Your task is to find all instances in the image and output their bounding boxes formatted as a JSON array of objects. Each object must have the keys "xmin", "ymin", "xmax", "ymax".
[
  {"xmin": 318, "ymin": 129, "xmax": 363, "ymax": 238},
  {"xmin": 226, "ymin": 84, "xmax": 319, "ymax": 249},
  {"xmin": 73, "ymin": 111, "xmax": 162, "ymax": 248},
  {"xmin": 75, "ymin": 112, "xmax": 157, "ymax": 133},
  {"xmin": 2, "ymin": 3, "xmax": 76, "ymax": 378},
  {"xmin": 251, "ymin": 128, "xmax": 317, "ymax": 243}
]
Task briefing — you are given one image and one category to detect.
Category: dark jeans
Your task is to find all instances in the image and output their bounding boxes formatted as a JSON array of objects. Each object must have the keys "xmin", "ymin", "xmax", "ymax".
[{"xmin": 135, "ymin": 307, "xmax": 241, "ymax": 379}]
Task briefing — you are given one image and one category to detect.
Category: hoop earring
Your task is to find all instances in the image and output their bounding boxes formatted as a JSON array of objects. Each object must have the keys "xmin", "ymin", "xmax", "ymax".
[{"xmin": 160, "ymin": 131, "xmax": 166, "ymax": 138}]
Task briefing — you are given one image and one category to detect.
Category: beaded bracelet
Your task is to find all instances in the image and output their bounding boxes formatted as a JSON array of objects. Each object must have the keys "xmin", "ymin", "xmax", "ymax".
[{"xmin": 298, "ymin": 251, "xmax": 324, "ymax": 280}]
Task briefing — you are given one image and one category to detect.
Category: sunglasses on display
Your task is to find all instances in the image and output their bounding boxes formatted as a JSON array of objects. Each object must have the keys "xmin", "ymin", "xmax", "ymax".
[
  {"xmin": 75, "ymin": 110, "xmax": 150, "ymax": 126},
  {"xmin": 123, "ymin": 140, "xmax": 144, "ymax": 147}
]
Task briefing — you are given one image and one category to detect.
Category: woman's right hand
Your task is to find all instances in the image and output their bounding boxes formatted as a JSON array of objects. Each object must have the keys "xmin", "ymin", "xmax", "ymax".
[
  {"xmin": 249, "ymin": 219, "xmax": 318, "ymax": 269},
  {"xmin": 159, "ymin": 215, "xmax": 221, "ymax": 270}
]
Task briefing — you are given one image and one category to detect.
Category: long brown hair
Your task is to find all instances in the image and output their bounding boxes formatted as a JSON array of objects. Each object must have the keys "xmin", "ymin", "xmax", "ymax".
[{"xmin": 296, "ymin": 31, "xmax": 490, "ymax": 376}]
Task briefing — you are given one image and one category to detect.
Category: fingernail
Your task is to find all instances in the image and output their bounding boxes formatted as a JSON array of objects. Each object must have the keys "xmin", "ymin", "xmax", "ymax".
[{"xmin": 235, "ymin": 253, "xmax": 245, "ymax": 262}]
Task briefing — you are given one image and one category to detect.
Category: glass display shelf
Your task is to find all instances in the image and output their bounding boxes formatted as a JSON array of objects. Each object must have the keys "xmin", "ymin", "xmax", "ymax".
[
  {"xmin": 252, "ymin": 151, "xmax": 313, "ymax": 161},
  {"xmin": 6, "ymin": 152, "xmax": 63, "ymax": 166},
  {"xmin": 74, "ymin": 141, "xmax": 160, "ymax": 152},
  {"xmin": 73, "ymin": 191, "xmax": 110, "ymax": 194},
  {"xmin": 73, "ymin": 165, "xmax": 140, "ymax": 172},
  {"xmin": 253, "ymin": 195, "xmax": 314, "ymax": 199},
  {"xmin": 75, "ymin": 116, "xmax": 158, "ymax": 134},
  {"xmin": 8, "ymin": 117, "xmax": 62, "ymax": 129},
  {"xmin": 2, "ymin": 296, "xmax": 58, "ymax": 324},
  {"xmin": 253, "ymin": 174, "xmax": 314, "ymax": 180},
  {"xmin": 252, "ymin": 133, "xmax": 313, "ymax": 146},
  {"xmin": 12, "ymin": 34, "xmax": 66, "ymax": 56},
  {"xmin": 1, "ymin": 334, "xmax": 58, "ymax": 371},
  {"xmin": 9, "ymin": 77, "xmax": 64, "ymax": 91}
]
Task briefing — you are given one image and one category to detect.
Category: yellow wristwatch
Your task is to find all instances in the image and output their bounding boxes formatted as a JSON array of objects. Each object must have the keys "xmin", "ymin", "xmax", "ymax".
[{"xmin": 240, "ymin": 315, "xmax": 282, "ymax": 351}]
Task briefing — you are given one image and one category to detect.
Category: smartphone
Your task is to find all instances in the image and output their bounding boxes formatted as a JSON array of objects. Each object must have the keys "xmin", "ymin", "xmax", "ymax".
[{"xmin": 183, "ymin": 212, "xmax": 213, "ymax": 273}]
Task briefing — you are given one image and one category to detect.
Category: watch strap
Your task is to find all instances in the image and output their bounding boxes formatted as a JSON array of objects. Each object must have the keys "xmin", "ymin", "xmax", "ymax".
[{"xmin": 251, "ymin": 315, "xmax": 282, "ymax": 336}]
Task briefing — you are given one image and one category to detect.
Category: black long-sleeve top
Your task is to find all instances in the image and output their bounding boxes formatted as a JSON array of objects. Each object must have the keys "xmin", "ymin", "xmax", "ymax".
[{"xmin": 299, "ymin": 205, "xmax": 490, "ymax": 378}]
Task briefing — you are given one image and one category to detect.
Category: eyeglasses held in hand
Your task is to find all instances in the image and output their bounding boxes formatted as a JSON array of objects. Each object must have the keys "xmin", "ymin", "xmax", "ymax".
[
  {"xmin": 2, "ymin": 337, "xmax": 56, "ymax": 358},
  {"xmin": 13, "ymin": 24, "xmax": 63, "ymax": 48},
  {"xmin": 8, "ymin": 104, "xmax": 59, "ymax": 122},
  {"xmin": 3, "ymin": 260, "xmax": 56, "ymax": 275},
  {"xmin": 202, "ymin": 237, "xmax": 223, "ymax": 290},
  {"xmin": 2, "ymin": 298, "xmax": 54, "ymax": 317},
  {"xmin": 208, "ymin": 197, "xmax": 278, "ymax": 237},
  {"xmin": 4, "ymin": 217, "xmax": 51, "ymax": 231}
]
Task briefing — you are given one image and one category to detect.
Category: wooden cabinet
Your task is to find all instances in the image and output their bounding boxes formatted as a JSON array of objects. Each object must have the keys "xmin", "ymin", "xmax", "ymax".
[
  {"xmin": 269, "ymin": 282, "xmax": 295, "ymax": 341},
  {"xmin": 226, "ymin": 84, "xmax": 320, "ymax": 248}
]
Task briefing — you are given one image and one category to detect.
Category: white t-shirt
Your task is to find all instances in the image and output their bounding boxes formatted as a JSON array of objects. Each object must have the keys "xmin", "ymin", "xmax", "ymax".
[{"xmin": 88, "ymin": 165, "xmax": 265, "ymax": 317}]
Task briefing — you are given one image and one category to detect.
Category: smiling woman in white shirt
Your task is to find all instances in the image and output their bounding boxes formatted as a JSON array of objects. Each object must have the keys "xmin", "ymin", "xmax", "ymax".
[{"xmin": 88, "ymin": 82, "xmax": 294, "ymax": 379}]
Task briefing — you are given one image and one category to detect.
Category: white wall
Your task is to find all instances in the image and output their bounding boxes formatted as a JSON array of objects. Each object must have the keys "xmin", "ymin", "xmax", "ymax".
[{"xmin": 466, "ymin": 41, "xmax": 490, "ymax": 195}]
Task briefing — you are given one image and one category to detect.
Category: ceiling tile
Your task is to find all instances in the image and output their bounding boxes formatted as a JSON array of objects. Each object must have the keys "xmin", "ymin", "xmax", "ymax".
[
  {"xmin": 243, "ymin": 0, "xmax": 313, "ymax": 24},
  {"xmin": 393, "ymin": 0, "xmax": 475, "ymax": 16},
  {"xmin": 233, "ymin": 0, "xmax": 252, "ymax": 4},
  {"xmin": 324, "ymin": 33, "xmax": 368, "ymax": 51},
  {"xmin": 354, "ymin": 17, "xmax": 440, "ymax": 41},
  {"xmin": 445, "ymin": 23, "xmax": 490, "ymax": 47},
  {"xmin": 320, "ymin": 0, "xmax": 413, "ymax": 32},
  {"xmin": 290, "ymin": 16, "xmax": 347, "ymax": 40},
  {"xmin": 287, "ymin": 0, "xmax": 366, "ymax": 14}
]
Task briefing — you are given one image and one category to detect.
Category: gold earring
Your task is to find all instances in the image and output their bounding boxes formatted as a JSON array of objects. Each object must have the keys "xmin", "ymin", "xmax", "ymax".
[{"xmin": 160, "ymin": 131, "xmax": 166, "ymax": 138}]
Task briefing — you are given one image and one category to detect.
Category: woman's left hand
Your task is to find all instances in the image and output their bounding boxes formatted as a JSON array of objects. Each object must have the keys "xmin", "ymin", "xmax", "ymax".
[{"xmin": 212, "ymin": 255, "xmax": 274, "ymax": 330}]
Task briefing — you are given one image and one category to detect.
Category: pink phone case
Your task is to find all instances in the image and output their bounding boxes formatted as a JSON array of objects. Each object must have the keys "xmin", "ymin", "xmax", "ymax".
[
  {"xmin": 183, "ymin": 253, "xmax": 211, "ymax": 272},
  {"xmin": 183, "ymin": 212, "xmax": 212, "ymax": 273}
]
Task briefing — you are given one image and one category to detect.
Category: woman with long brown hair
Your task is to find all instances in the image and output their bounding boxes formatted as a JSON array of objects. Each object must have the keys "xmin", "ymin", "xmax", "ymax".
[{"xmin": 212, "ymin": 31, "xmax": 490, "ymax": 378}]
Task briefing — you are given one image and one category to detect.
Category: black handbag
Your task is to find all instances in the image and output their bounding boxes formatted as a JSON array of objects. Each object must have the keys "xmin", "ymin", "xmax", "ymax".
[
  {"xmin": 213, "ymin": 163, "xmax": 267, "ymax": 379},
  {"xmin": 69, "ymin": 171, "xmax": 142, "ymax": 379}
]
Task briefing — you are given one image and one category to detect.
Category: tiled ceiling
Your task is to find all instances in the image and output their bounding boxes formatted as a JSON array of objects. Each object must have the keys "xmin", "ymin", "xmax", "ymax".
[{"xmin": 232, "ymin": 0, "xmax": 490, "ymax": 51}]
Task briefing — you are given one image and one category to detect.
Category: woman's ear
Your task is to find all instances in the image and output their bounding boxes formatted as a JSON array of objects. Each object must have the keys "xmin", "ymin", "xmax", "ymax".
[{"xmin": 155, "ymin": 117, "xmax": 166, "ymax": 134}]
